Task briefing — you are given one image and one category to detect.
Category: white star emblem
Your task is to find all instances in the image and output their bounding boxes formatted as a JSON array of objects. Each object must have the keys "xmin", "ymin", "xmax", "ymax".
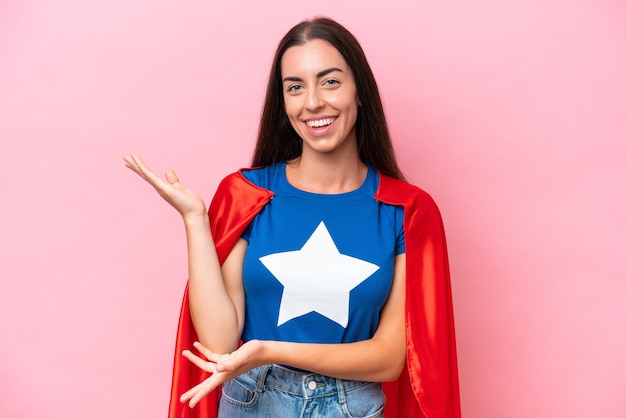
[{"xmin": 259, "ymin": 221, "xmax": 379, "ymax": 328}]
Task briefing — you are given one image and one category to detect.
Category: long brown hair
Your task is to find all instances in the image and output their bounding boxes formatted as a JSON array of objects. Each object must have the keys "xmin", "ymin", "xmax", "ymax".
[{"xmin": 252, "ymin": 17, "xmax": 404, "ymax": 180}]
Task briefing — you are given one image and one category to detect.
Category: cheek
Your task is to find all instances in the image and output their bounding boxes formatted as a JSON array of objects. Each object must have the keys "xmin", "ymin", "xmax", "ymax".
[
  {"xmin": 283, "ymin": 103, "xmax": 302, "ymax": 132},
  {"xmin": 283, "ymin": 97, "xmax": 299, "ymax": 119},
  {"xmin": 332, "ymin": 92, "xmax": 358, "ymax": 112}
]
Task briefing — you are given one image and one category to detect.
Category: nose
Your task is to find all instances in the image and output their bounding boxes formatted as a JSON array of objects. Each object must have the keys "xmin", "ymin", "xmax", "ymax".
[{"xmin": 305, "ymin": 87, "xmax": 323, "ymax": 111}]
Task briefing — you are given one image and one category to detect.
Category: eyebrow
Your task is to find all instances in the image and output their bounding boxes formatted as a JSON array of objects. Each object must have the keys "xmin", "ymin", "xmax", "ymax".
[{"xmin": 282, "ymin": 67, "xmax": 344, "ymax": 83}]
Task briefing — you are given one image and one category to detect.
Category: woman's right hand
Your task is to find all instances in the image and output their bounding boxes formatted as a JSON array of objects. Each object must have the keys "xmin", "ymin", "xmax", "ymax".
[{"xmin": 123, "ymin": 153, "xmax": 207, "ymax": 220}]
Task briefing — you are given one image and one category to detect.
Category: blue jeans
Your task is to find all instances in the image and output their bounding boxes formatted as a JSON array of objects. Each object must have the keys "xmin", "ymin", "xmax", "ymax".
[{"xmin": 218, "ymin": 364, "xmax": 385, "ymax": 417}]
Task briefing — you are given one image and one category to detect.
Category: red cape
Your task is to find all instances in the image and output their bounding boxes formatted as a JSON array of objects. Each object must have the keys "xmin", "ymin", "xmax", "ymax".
[{"xmin": 168, "ymin": 170, "xmax": 461, "ymax": 418}]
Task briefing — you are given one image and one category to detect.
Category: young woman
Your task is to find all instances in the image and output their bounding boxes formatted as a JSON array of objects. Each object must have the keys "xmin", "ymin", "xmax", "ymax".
[{"xmin": 124, "ymin": 17, "xmax": 460, "ymax": 418}]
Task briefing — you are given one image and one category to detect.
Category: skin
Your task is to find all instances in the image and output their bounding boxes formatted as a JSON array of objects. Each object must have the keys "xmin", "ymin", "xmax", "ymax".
[
  {"xmin": 280, "ymin": 39, "xmax": 365, "ymax": 194},
  {"xmin": 123, "ymin": 39, "xmax": 406, "ymax": 409}
]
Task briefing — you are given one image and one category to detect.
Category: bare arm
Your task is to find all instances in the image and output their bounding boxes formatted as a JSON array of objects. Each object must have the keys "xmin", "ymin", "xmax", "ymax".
[
  {"xmin": 184, "ymin": 220, "xmax": 246, "ymax": 353},
  {"xmin": 123, "ymin": 154, "xmax": 244, "ymax": 353},
  {"xmin": 181, "ymin": 254, "xmax": 406, "ymax": 407}
]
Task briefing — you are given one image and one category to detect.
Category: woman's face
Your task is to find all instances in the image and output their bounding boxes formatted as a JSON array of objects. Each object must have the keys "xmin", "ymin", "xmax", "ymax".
[{"xmin": 281, "ymin": 39, "xmax": 359, "ymax": 158}]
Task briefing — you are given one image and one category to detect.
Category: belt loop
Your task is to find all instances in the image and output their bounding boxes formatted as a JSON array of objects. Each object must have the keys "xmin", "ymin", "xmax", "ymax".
[
  {"xmin": 336, "ymin": 378, "xmax": 346, "ymax": 404},
  {"xmin": 255, "ymin": 364, "xmax": 272, "ymax": 392}
]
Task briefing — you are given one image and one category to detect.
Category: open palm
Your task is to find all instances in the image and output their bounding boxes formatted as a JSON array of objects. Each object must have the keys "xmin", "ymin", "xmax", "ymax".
[
  {"xmin": 180, "ymin": 340, "xmax": 265, "ymax": 408},
  {"xmin": 123, "ymin": 153, "xmax": 207, "ymax": 219}
]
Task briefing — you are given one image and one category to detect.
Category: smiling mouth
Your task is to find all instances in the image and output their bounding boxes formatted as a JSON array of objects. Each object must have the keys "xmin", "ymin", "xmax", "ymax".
[{"xmin": 306, "ymin": 117, "xmax": 336, "ymax": 128}]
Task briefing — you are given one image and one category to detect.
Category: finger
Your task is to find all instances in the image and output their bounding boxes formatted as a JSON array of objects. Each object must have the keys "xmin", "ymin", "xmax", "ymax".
[
  {"xmin": 189, "ymin": 382, "xmax": 215, "ymax": 408},
  {"xmin": 122, "ymin": 154, "xmax": 142, "ymax": 173},
  {"xmin": 180, "ymin": 378, "xmax": 210, "ymax": 404},
  {"xmin": 182, "ymin": 350, "xmax": 218, "ymax": 374},
  {"xmin": 127, "ymin": 155, "xmax": 175, "ymax": 192},
  {"xmin": 122, "ymin": 154, "xmax": 133, "ymax": 166},
  {"xmin": 130, "ymin": 154, "xmax": 157, "ymax": 178},
  {"xmin": 180, "ymin": 375, "xmax": 222, "ymax": 408},
  {"xmin": 192, "ymin": 341, "xmax": 226, "ymax": 364},
  {"xmin": 122, "ymin": 154, "xmax": 154, "ymax": 180},
  {"xmin": 125, "ymin": 153, "xmax": 144, "ymax": 169},
  {"xmin": 165, "ymin": 169, "xmax": 180, "ymax": 186},
  {"xmin": 188, "ymin": 374, "xmax": 229, "ymax": 408},
  {"xmin": 215, "ymin": 355, "xmax": 239, "ymax": 372}
]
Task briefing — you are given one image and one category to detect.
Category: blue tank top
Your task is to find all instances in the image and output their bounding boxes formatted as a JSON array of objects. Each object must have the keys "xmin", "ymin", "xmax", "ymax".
[{"xmin": 240, "ymin": 163, "xmax": 404, "ymax": 344}]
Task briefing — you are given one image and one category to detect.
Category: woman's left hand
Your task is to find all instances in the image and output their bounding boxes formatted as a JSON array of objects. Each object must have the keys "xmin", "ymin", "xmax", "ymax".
[{"xmin": 180, "ymin": 340, "xmax": 266, "ymax": 408}]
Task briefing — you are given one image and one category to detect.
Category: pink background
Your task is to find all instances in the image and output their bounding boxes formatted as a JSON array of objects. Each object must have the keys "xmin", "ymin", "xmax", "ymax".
[{"xmin": 1, "ymin": 0, "xmax": 624, "ymax": 417}]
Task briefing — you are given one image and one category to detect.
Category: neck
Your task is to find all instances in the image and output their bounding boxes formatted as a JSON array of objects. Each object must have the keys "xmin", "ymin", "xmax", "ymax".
[{"xmin": 286, "ymin": 152, "xmax": 367, "ymax": 194}]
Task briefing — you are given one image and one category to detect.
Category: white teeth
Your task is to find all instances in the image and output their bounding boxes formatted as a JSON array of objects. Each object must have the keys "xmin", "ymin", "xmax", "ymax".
[{"xmin": 306, "ymin": 118, "xmax": 335, "ymax": 128}]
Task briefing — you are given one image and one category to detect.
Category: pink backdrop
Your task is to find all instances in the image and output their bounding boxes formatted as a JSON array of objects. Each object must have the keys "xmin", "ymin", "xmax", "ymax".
[{"xmin": 1, "ymin": 0, "xmax": 624, "ymax": 417}]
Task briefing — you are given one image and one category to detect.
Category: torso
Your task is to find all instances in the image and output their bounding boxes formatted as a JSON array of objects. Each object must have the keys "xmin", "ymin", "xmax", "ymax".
[{"xmin": 240, "ymin": 163, "xmax": 404, "ymax": 344}]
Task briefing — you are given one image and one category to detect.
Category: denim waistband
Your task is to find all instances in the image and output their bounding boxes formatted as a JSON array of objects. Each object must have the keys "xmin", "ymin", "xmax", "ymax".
[{"xmin": 247, "ymin": 364, "xmax": 373, "ymax": 399}]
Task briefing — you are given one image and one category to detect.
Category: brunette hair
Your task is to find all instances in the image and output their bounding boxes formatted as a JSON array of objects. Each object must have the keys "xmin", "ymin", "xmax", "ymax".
[{"xmin": 251, "ymin": 17, "xmax": 405, "ymax": 180}]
